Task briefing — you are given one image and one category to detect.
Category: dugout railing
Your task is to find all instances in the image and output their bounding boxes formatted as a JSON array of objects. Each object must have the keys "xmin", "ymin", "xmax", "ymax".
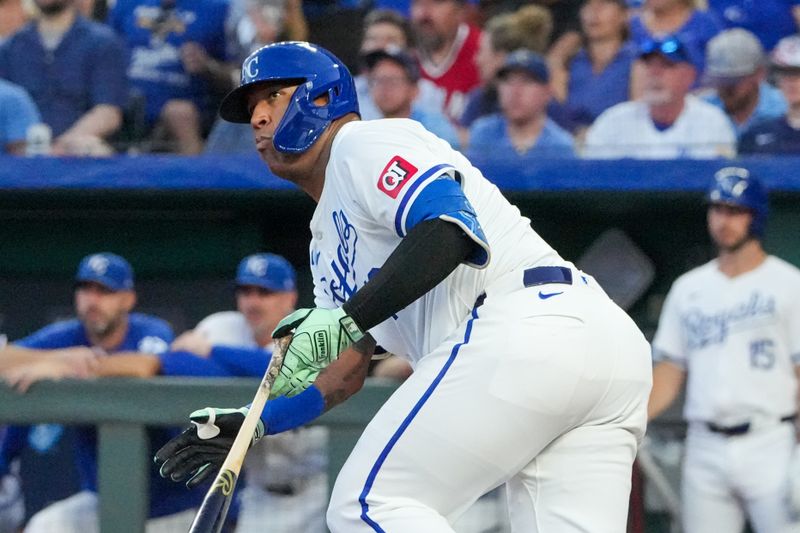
[{"xmin": 0, "ymin": 377, "xmax": 398, "ymax": 533}]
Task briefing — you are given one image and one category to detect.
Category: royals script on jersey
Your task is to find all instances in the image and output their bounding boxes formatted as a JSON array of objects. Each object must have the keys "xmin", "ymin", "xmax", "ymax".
[
  {"xmin": 309, "ymin": 119, "xmax": 564, "ymax": 363},
  {"xmin": 653, "ymin": 256, "xmax": 800, "ymax": 424}
]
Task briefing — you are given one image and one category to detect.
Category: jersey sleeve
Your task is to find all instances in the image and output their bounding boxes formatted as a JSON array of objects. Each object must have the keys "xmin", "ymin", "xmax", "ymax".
[
  {"xmin": 338, "ymin": 123, "xmax": 489, "ymax": 268},
  {"xmin": 651, "ymin": 281, "xmax": 688, "ymax": 368},
  {"xmin": 13, "ymin": 321, "xmax": 83, "ymax": 349}
]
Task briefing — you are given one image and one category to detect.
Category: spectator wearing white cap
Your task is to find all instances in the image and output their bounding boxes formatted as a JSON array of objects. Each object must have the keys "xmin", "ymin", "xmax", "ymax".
[
  {"xmin": 702, "ymin": 28, "xmax": 787, "ymax": 137},
  {"xmin": 740, "ymin": 35, "xmax": 800, "ymax": 154}
]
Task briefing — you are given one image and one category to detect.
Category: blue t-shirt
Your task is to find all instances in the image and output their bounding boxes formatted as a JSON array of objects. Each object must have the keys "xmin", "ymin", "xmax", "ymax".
[
  {"xmin": 0, "ymin": 16, "xmax": 128, "ymax": 136},
  {"xmin": 409, "ymin": 107, "xmax": 461, "ymax": 149},
  {"xmin": 739, "ymin": 116, "xmax": 800, "ymax": 154},
  {"xmin": 630, "ymin": 10, "xmax": 724, "ymax": 74},
  {"xmin": 703, "ymin": 81, "xmax": 788, "ymax": 137},
  {"xmin": 459, "ymin": 85, "xmax": 500, "ymax": 129},
  {"xmin": 551, "ymin": 42, "xmax": 637, "ymax": 132},
  {"xmin": 467, "ymin": 114, "xmax": 575, "ymax": 173},
  {"xmin": 109, "ymin": 0, "xmax": 230, "ymax": 124},
  {"xmin": 0, "ymin": 79, "xmax": 40, "ymax": 149},
  {"xmin": 708, "ymin": 0, "xmax": 800, "ymax": 50},
  {"xmin": 0, "ymin": 313, "xmax": 203, "ymax": 518}
]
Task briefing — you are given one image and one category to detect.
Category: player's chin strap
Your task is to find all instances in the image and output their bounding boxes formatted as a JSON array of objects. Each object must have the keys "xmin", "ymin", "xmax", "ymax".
[{"xmin": 343, "ymin": 218, "xmax": 475, "ymax": 331}]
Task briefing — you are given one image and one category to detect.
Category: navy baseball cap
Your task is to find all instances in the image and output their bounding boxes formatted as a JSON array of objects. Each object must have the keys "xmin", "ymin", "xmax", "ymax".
[
  {"xmin": 75, "ymin": 252, "xmax": 135, "ymax": 292},
  {"xmin": 236, "ymin": 253, "xmax": 296, "ymax": 292},
  {"xmin": 497, "ymin": 49, "xmax": 550, "ymax": 83},
  {"xmin": 638, "ymin": 36, "xmax": 695, "ymax": 65},
  {"xmin": 363, "ymin": 46, "xmax": 421, "ymax": 82}
]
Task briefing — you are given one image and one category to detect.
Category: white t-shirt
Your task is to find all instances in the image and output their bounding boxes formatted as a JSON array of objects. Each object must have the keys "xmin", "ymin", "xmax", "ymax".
[
  {"xmin": 583, "ymin": 95, "xmax": 737, "ymax": 159},
  {"xmin": 652, "ymin": 256, "xmax": 800, "ymax": 425},
  {"xmin": 310, "ymin": 118, "xmax": 564, "ymax": 363},
  {"xmin": 195, "ymin": 311, "xmax": 258, "ymax": 348}
]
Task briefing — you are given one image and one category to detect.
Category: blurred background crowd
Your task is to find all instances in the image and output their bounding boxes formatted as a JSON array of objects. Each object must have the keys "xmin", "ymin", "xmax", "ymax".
[{"xmin": 1, "ymin": 0, "xmax": 800, "ymax": 164}]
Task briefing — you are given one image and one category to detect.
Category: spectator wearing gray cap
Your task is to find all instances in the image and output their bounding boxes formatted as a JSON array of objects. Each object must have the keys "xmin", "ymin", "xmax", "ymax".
[
  {"xmin": 466, "ymin": 49, "xmax": 575, "ymax": 171},
  {"xmin": 363, "ymin": 46, "xmax": 460, "ymax": 148},
  {"xmin": 740, "ymin": 35, "xmax": 800, "ymax": 154},
  {"xmin": 702, "ymin": 28, "xmax": 787, "ymax": 137}
]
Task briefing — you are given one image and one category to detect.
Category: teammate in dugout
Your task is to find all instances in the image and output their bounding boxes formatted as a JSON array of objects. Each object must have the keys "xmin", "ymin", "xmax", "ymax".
[
  {"xmin": 155, "ymin": 41, "xmax": 653, "ymax": 532},
  {"xmin": 647, "ymin": 168, "xmax": 800, "ymax": 533}
]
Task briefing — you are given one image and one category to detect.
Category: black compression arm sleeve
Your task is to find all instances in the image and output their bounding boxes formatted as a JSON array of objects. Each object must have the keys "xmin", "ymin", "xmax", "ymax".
[{"xmin": 342, "ymin": 218, "xmax": 476, "ymax": 332}]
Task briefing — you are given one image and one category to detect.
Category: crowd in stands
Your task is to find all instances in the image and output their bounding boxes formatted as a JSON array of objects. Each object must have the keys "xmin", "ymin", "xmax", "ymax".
[{"xmin": 1, "ymin": 0, "xmax": 800, "ymax": 162}]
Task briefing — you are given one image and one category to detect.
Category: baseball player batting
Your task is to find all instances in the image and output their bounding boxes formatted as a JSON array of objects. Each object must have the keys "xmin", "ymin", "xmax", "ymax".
[
  {"xmin": 648, "ymin": 167, "xmax": 800, "ymax": 533},
  {"xmin": 155, "ymin": 41, "xmax": 652, "ymax": 532}
]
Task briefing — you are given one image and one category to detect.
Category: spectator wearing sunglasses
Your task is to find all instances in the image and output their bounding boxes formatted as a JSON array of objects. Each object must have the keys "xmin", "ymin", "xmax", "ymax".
[{"xmin": 584, "ymin": 35, "xmax": 735, "ymax": 159}]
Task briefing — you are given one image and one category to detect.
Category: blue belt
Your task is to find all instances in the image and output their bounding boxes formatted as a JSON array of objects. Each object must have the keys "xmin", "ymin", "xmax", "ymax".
[{"xmin": 523, "ymin": 266, "xmax": 573, "ymax": 287}]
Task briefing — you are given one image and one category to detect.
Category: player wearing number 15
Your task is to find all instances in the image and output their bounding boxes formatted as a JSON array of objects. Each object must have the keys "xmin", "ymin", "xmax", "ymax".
[
  {"xmin": 156, "ymin": 41, "xmax": 653, "ymax": 532},
  {"xmin": 648, "ymin": 167, "xmax": 800, "ymax": 533}
]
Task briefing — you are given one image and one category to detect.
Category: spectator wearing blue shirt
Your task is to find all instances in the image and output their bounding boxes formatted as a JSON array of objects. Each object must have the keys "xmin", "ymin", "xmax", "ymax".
[
  {"xmin": 109, "ymin": 0, "xmax": 233, "ymax": 154},
  {"xmin": 0, "ymin": 0, "xmax": 127, "ymax": 156},
  {"xmin": 363, "ymin": 46, "xmax": 461, "ymax": 148},
  {"xmin": 701, "ymin": 29, "xmax": 787, "ymax": 138},
  {"xmin": 550, "ymin": 0, "xmax": 636, "ymax": 135},
  {"xmin": 467, "ymin": 49, "xmax": 575, "ymax": 172},
  {"xmin": 0, "ymin": 79, "xmax": 40, "ymax": 155},
  {"xmin": 740, "ymin": 35, "xmax": 800, "ymax": 154},
  {"xmin": 0, "ymin": 252, "xmax": 203, "ymax": 532},
  {"xmin": 460, "ymin": 5, "xmax": 553, "ymax": 130},
  {"xmin": 629, "ymin": 0, "xmax": 722, "ymax": 77},
  {"xmin": 707, "ymin": 0, "xmax": 800, "ymax": 51}
]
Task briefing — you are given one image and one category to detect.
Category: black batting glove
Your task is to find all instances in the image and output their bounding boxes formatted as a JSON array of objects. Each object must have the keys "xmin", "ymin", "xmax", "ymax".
[{"xmin": 153, "ymin": 407, "xmax": 263, "ymax": 489}]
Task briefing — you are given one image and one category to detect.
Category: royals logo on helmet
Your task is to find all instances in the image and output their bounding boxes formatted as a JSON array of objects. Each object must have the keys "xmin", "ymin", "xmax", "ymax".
[{"xmin": 378, "ymin": 156, "xmax": 418, "ymax": 199}]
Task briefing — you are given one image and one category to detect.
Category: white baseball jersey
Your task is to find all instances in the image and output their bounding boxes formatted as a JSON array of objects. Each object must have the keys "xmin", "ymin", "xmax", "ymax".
[
  {"xmin": 653, "ymin": 256, "xmax": 800, "ymax": 425},
  {"xmin": 310, "ymin": 118, "xmax": 562, "ymax": 364},
  {"xmin": 583, "ymin": 95, "xmax": 737, "ymax": 159},
  {"xmin": 314, "ymin": 118, "xmax": 652, "ymax": 533}
]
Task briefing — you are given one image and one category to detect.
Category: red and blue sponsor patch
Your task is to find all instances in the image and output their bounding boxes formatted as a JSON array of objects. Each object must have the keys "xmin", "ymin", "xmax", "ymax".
[{"xmin": 377, "ymin": 156, "xmax": 418, "ymax": 199}]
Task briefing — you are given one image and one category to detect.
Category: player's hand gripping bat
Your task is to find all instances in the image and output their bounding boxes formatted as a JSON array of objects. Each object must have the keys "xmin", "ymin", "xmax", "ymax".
[{"xmin": 154, "ymin": 336, "xmax": 289, "ymax": 533}]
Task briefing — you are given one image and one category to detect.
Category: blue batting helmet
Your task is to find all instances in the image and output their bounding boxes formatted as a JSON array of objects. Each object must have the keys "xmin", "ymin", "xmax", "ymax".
[
  {"xmin": 706, "ymin": 166, "xmax": 769, "ymax": 238},
  {"xmin": 219, "ymin": 41, "xmax": 359, "ymax": 153}
]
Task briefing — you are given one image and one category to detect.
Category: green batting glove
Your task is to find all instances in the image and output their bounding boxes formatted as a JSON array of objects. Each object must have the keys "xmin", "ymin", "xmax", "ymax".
[{"xmin": 271, "ymin": 307, "xmax": 364, "ymax": 398}]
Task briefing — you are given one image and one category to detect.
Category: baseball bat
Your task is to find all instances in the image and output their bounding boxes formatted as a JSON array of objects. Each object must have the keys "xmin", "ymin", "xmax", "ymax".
[{"xmin": 188, "ymin": 336, "xmax": 290, "ymax": 533}]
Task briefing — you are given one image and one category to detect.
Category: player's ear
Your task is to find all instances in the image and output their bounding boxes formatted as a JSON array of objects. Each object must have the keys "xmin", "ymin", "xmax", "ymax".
[{"xmin": 122, "ymin": 291, "xmax": 137, "ymax": 312}]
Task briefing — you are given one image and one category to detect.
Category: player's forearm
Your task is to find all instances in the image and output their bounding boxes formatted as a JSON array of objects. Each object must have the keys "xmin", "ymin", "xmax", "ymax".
[
  {"xmin": 314, "ymin": 335, "xmax": 375, "ymax": 411},
  {"xmin": 93, "ymin": 353, "xmax": 161, "ymax": 378},
  {"xmin": 647, "ymin": 361, "xmax": 686, "ymax": 420}
]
